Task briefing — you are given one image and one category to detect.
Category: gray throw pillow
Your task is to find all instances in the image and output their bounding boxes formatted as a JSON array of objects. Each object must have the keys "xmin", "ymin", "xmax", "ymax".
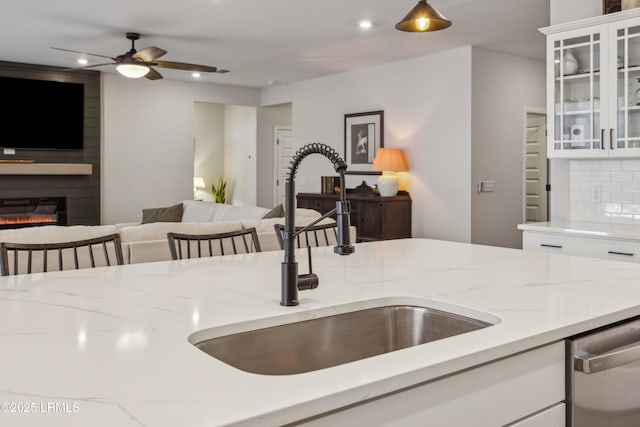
[
  {"xmin": 262, "ymin": 204, "xmax": 285, "ymax": 219},
  {"xmin": 142, "ymin": 203, "xmax": 184, "ymax": 224}
]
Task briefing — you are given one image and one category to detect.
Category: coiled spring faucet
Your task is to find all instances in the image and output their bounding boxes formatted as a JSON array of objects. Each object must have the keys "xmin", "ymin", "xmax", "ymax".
[{"xmin": 281, "ymin": 143, "xmax": 355, "ymax": 306}]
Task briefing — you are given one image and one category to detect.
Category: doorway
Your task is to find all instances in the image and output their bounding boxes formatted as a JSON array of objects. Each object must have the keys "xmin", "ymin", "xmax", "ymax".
[
  {"xmin": 523, "ymin": 109, "xmax": 548, "ymax": 223},
  {"xmin": 273, "ymin": 126, "xmax": 293, "ymax": 206}
]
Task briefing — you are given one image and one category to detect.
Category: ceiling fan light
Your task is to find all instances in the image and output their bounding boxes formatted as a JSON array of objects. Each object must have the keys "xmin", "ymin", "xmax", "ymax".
[
  {"xmin": 395, "ymin": 0, "xmax": 452, "ymax": 32},
  {"xmin": 116, "ymin": 63, "xmax": 150, "ymax": 78}
]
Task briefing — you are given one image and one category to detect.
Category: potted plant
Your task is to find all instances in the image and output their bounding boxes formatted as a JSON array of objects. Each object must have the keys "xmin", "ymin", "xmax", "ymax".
[{"xmin": 211, "ymin": 177, "xmax": 228, "ymax": 203}]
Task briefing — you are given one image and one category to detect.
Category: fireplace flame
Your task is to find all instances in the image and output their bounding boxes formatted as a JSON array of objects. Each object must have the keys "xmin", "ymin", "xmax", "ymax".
[{"xmin": 0, "ymin": 217, "xmax": 57, "ymax": 225}]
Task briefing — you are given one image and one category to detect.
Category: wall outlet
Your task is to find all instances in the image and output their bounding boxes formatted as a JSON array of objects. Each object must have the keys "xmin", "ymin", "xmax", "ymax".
[{"xmin": 591, "ymin": 186, "xmax": 601, "ymax": 202}]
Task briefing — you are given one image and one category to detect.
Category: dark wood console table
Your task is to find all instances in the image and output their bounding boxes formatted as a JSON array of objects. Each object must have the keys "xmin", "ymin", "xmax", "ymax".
[{"xmin": 296, "ymin": 191, "xmax": 412, "ymax": 242}]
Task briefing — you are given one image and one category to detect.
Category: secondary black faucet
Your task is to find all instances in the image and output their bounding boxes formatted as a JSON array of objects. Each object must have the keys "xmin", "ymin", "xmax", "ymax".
[{"xmin": 281, "ymin": 143, "xmax": 355, "ymax": 306}]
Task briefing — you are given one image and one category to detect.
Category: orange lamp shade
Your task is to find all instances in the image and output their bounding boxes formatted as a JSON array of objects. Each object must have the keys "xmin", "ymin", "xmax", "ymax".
[{"xmin": 372, "ymin": 148, "xmax": 409, "ymax": 172}]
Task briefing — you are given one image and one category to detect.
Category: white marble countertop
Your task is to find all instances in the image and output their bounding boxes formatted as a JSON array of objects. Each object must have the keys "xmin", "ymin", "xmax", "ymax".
[
  {"xmin": 2, "ymin": 238, "xmax": 640, "ymax": 426},
  {"xmin": 518, "ymin": 220, "xmax": 640, "ymax": 241}
]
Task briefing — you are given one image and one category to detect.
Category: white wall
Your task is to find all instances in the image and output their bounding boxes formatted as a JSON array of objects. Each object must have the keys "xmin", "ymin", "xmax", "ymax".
[
  {"xmin": 194, "ymin": 102, "xmax": 224, "ymax": 202},
  {"xmin": 224, "ymin": 105, "xmax": 257, "ymax": 206},
  {"xmin": 550, "ymin": 0, "xmax": 601, "ymax": 25},
  {"xmin": 471, "ymin": 48, "xmax": 546, "ymax": 249},
  {"xmin": 256, "ymin": 103, "xmax": 292, "ymax": 209},
  {"xmin": 263, "ymin": 47, "xmax": 473, "ymax": 242},
  {"xmin": 101, "ymin": 74, "xmax": 260, "ymax": 224}
]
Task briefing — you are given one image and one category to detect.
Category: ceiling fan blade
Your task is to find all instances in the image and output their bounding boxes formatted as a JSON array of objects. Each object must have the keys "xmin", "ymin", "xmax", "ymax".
[
  {"xmin": 153, "ymin": 61, "xmax": 217, "ymax": 73},
  {"xmin": 145, "ymin": 67, "xmax": 163, "ymax": 80},
  {"xmin": 64, "ymin": 62, "xmax": 116, "ymax": 71},
  {"xmin": 51, "ymin": 47, "xmax": 116, "ymax": 61},
  {"xmin": 133, "ymin": 47, "xmax": 167, "ymax": 62}
]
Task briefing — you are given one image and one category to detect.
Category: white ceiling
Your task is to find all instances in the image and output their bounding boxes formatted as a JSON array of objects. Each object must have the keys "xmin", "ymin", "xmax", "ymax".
[{"xmin": 0, "ymin": 0, "xmax": 550, "ymax": 88}]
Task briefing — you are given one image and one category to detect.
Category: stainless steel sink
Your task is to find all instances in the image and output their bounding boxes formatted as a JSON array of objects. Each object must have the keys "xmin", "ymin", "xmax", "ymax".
[{"xmin": 190, "ymin": 304, "xmax": 495, "ymax": 375}]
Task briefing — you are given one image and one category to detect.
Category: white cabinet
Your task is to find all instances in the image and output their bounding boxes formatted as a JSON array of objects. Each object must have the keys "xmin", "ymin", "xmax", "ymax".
[
  {"xmin": 299, "ymin": 342, "xmax": 565, "ymax": 427},
  {"xmin": 511, "ymin": 403, "xmax": 565, "ymax": 427},
  {"xmin": 522, "ymin": 230, "xmax": 640, "ymax": 263},
  {"xmin": 541, "ymin": 10, "xmax": 640, "ymax": 158}
]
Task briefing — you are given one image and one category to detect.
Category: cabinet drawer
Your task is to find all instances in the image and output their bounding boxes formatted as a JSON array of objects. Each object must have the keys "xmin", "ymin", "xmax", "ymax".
[
  {"xmin": 523, "ymin": 231, "xmax": 640, "ymax": 263},
  {"xmin": 522, "ymin": 232, "xmax": 579, "ymax": 254},
  {"xmin": 296, "ymin": 197, "xmax": 334, "ymax": 215},
  {"xmin": 299, "ymin": 342, "xmax": 565, "ymax": 426},
  {"xmin": 510, "ymin": 403, "xmax": 565, "ymax": 427}
]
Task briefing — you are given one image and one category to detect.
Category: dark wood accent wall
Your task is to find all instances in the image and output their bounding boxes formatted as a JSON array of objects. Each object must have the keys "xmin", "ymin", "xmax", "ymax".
[{"xmin": 0, "ymin": 61, "xmax": 101, "ymax": 225}]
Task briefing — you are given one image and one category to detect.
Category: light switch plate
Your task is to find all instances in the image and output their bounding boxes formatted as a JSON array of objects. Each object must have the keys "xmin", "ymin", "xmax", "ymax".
[{"xmin": 477, "ymin": 180, "xmax": 495, "ymax": 193}]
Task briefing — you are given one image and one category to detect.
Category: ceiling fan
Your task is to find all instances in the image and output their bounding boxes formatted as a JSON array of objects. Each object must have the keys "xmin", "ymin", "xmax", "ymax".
[{"xmin": 51, "ymin": 32, "xmax": 225, "ymax": 80}]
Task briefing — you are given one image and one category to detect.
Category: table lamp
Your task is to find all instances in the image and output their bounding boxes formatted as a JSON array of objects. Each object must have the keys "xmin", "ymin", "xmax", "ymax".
[
  {"xmin": 193, "ymin": 176, "xmax": 206, "ymax": 199},
  {"xmin": 371, "ymin": 148, "xmax": 409, "ymax": 197}
]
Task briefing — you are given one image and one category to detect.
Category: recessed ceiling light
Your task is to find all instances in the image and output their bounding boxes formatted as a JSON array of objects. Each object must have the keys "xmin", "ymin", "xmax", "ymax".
[
  {"xmin": 192, "ymin": 72, "xmax": 201, "ymax": 78},
  {"xmin": 359, "ymin": 20, "xmax": 373, "ymax": 29},
  {"xmin": 77, "ymin": 58, "xmax": 88, "ymax": 65}
]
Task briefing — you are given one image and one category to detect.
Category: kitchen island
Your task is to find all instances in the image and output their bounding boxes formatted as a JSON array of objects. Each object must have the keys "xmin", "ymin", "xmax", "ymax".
[{"xmin": 1, "ymin": 238, "xmax": 640, "ymax": 426}]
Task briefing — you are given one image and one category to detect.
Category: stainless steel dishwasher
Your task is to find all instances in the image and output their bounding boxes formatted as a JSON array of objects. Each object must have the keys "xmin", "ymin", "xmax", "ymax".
[{"xmin": 567, "ymin": 316, "xmax": 640, "ymax": 426}]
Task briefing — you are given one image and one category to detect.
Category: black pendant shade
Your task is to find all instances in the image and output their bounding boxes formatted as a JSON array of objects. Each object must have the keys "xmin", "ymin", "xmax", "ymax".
[{"xmin": 395, "ymin": 0, "xmax": 452, "ymax": 32}]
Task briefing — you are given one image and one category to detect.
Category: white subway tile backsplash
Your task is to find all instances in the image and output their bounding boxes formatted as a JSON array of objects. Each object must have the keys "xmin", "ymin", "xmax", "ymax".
[
  {"xmin": 571, "ymin": 190, "xmax": 590, "ymax": 201},
  {"xmin": 610, "ymin": 213, "xmax": 634, "ymax": 224},
  {"xmin": 622, "ymin": 181, "xmax": 640, "ymax": 192},
  {"xmin": 589, "ymin": 170, "xmax": 611, "ymax": 181},
  {"xmin": 623, "ymin": 203, "xmax": 640, "ymax": 214},
  {"xmin": 611, "ymin": 171, "xmax": 633, "ymax": 181},
  {"xmin": 580, "ymin": 160, "xmax": 601, "ymax": 169},
  {"xmin": 571, "ymin": 159, "xmax": 640, "ymax": 225},
  {"xmin": 572, "ymin": 170, "xmax": 590, "ymax": 181},
  {"xmin": 612, "ymin": 192, "xmax": 634, "ymax": 203},
  {"xmin": 622, "ymin": 160, "xmax": 640, "ymax": 170},
  {"xmin": 601, "ymin": 160, "xmax": 622, "ymax": 170},
  {"xmin": 602, "ymin": 181, "xmax": 622, "ymax": 192},
  {"xmin": 604, "ymin": 203, "xmax": 622, "ymax": 213}
]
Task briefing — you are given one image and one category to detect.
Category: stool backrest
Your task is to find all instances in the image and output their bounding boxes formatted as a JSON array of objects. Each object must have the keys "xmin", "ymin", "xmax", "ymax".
[{"xmin": 0, "ymin": 233, "xmax": 124, "ymax": 276}]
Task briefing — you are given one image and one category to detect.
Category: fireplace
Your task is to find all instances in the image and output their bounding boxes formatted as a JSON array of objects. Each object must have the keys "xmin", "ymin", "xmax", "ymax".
[{"xmin": 0, "ymin": 197, "xmax": 67, "ymax": 229}]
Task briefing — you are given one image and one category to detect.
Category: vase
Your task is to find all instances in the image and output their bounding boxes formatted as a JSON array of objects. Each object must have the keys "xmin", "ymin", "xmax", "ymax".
[{"xmin": 563, "ymin": 50, "xmax": 579, "ymax": 75}]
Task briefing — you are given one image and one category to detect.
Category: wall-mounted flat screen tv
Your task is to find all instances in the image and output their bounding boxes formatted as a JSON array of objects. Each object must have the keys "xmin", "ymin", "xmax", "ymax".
[{"xmin": 0, "ymin": 76, "xmax": 84, "ymax": 150}]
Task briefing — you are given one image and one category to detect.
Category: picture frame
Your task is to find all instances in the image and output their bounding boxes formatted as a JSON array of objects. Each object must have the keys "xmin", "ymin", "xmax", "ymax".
[
  {"xmin": 603, "ymin": 0, "xmax": 621, "ymax": 14},
  {"xmin": 343, "ymin": 110, "xmax": 384, "ymax": 175}
]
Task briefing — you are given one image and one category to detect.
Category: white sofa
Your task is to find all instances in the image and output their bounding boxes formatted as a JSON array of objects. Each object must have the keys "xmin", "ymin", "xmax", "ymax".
[{"xmin": 0, "ymin": 201, "xmax": 354, "ymax": 268}]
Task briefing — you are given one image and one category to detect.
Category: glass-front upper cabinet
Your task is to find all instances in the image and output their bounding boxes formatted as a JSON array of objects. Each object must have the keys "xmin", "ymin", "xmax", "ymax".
[
  {"xmin": 542, "ymin": 10, "xmax": 640, "ymax": 158},
  {"xmin": 612, "ymin": 17, "xmax": 640, "ymax": 155},
  {"xmin": 548, "ymin": 27, "xmax": 605, "ymax": 157}
]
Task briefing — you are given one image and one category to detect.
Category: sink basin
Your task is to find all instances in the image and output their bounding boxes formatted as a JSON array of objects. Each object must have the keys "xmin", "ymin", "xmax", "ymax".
[{"xmin": 190, "ymin": 302, "xmax": 496, "ymax": 375}]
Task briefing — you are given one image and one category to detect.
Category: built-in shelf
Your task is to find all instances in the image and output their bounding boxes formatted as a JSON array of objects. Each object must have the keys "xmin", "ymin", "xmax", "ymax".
[{"xmin": 0, "ymin": 163, "xmax": 92, "ymax": 175}]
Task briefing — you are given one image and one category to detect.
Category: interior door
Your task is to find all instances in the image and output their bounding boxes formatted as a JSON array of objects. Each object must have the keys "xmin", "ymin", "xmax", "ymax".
[
  {"xmin": 525, "ymin": 112, "xmax": 548, "ymax": 223},
  {"xmin": 274, "ymin": 126, "xmax": 293, "ymax": 206}
]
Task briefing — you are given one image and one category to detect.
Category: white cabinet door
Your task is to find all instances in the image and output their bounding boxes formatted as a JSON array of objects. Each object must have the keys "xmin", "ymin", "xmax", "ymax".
[
  {"xmin": 546, "ymin": 24, "xmax": 609, "ymax": 158},
  {"xmin": 543, "ymin": 13, "xmax": 640, "ymax": 158},
  {"xmin": 609, "ymin": 16, "xmax": 640, "ymax": 156}
]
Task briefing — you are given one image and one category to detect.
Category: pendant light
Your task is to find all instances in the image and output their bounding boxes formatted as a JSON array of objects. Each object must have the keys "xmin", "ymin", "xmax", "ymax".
[{"xmin": 395, "ymin": 0, "xmax": 452, "ymax": 32}]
